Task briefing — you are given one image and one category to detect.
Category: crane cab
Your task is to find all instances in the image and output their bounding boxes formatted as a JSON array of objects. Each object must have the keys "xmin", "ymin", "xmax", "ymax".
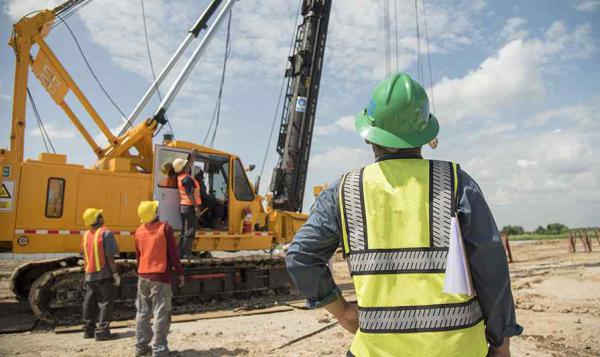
[{"xmin": 153, "ymin": 141, "xmax": 278, "ymax": 251}]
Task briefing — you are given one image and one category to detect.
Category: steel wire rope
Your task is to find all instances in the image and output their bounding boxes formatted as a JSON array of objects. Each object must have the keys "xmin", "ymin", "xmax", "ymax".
[
  {"xmin": 202, "ymin": 10, "xmax": 233, "ymax": 148},
  {"xmin": 54, "ymin": 14, "xmax": 133, "ymax": 131},
  {"xmin": 393, "ymin": 0, "xmax": 399, "ymax": 72},
  {"xmin": 414, "ymin": 0, "xmax": 424, "ymax": 84},
  {"xmin": 383, "ymin": 0, "xmax": 392, "ymax": 77},
  {"xmin": 421, "ymin": 0, "xmax": 435, "ymax": 112},
  {"xmin": 257, "ymin": 1, "xmax": 304, "ymax": 189},
  {"xmin": 51, "ymin": 0, "xmax": 94, "ymax": 29},
  {"xmin": 27, "ymin": 88, "xmax": 56, "ymax": 153},
  {"xmin": 140, "ymin": 0, "xmax": 176, "ymax": 139}
]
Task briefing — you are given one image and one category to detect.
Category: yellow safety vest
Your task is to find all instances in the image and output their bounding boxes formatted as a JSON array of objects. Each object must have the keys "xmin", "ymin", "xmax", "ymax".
[{"xmin": 339, "ymin": 158, "xmax": 487, "ymax": 357}]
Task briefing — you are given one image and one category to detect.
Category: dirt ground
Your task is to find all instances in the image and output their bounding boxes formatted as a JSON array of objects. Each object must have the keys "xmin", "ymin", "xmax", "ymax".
[{"xmin": 0, "ymin": 239, "xmax": 599, "ymax": 356}]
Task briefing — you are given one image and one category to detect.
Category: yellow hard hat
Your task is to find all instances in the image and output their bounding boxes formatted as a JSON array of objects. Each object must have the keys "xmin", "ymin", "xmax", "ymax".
[
  {"xmin": 137, "ymin": 200, "xmax": 159, "ymax": 224},
  {"xmin": 83, "ymin": 208, "xmax": 103, "ymax": 227},
  {"xmin": 172, "ymin": 158, "xmax": 188, "ymax": 174}
]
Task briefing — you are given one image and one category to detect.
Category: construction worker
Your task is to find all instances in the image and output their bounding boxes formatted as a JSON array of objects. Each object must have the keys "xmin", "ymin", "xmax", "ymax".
[
  {"xmin": 159, "ymin": 162, "xmax": 177, "ymax": 188},
  {"xmin": 81, "ymin": 208, "xmax": 120, "ymax": 341},
  {"xmin": 286, "ymin": 73, "xmax": 522, "ymax": 356},
  {"xmin": 173, "ymin": 157, "xmax": 202, "ymax": 258},
  {"xmin": 134, "ymin": 201, "xmax": 184, "ymax": 357},
  {"xmin": 194, "ymin": 169, "xmax": 226, "ymax": 229}
]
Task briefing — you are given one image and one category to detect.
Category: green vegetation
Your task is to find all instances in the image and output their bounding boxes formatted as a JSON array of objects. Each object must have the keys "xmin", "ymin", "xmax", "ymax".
[
  {"xmin": 501, "ymin": 225, "xmax": 525, "ymax": 235},
  {"xmin": 508, "ymin": 233, "xmax": 570, "ymax": 241},
  {"xmin": 534, "ymin": 223, "xmax": 569, "ymax": 235}
]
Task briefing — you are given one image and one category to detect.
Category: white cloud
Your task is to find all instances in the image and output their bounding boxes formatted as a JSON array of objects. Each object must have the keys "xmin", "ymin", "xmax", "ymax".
[
  {"xmin": 3, "ymin": 0, "xmax": 60, "ymax": 21},
  {"xmin": 471, "ymin": 122, "xmax": 517, "ymax": 137},
  {"xmin": 459, "ymin": 99, "xmax": 600, "ymax": 209},
  {"xmin": 516, "ymin": 159, "xmax": 537, "ymax": 168},
  {"xmin": 500, "ymin": 17, "xmax": 528, "ymax": 41},
  {"xmin": 315, "ymin": 115, "xmax": 355, "ymax": 136},
  {"xmin": 433, "ymin": 21, "xmax": 596, "ymax": 123},
  {"xmin": 433, "ymin": 39, "xmax": 545, "ymax": 123},
  {"xmin": 528, "ymin": 99, "xmax": 600, "ymax": 129},
  {"xmin": 28, "ymin": 122, "xmax": 76, "ymax": 139},
  {"xmin": 309, "ymin": 146, "xmax": 372, "ymax": 176},
  {"xmin": 14, "ymin": 0, "xmax": 488, "ymax": 97},
  {"xmin": 573, "ymin": 0, "xmax": 600, "ymax": 12}
]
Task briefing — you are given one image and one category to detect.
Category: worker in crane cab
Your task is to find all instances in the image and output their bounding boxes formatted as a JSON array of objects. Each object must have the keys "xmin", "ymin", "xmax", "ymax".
[
  {"xmin": 173, "ymin": 157, "xmax": 202, "ymax": 259},
  {"xmin": 286, "ymin": 73, "xmax": 522, "ymax": 357},
  {"xmin": 194, "ymin": 169, "xmax": 226, "ymax": 229},
  {"xmin": 81, "ymin": 208, "xmax": 120, "ymax": 341},
  {"xmin": 134, "ymin": 201, "xmax": 184, "ymax": 357},
  {"xmin": 159, "ymin": 162, "xmax": 177, "ymax": 188}
]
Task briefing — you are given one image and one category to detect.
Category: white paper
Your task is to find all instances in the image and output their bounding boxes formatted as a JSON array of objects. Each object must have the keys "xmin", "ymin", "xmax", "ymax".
[{"xmin": 443, "ymin": 216, "xmax": 475, "ymax": 296}]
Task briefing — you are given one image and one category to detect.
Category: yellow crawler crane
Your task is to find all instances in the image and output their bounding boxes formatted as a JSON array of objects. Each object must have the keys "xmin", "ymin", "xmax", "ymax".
[{"xmin": 0, "ymin": 0, "xmax": 331, "ymax": 325}]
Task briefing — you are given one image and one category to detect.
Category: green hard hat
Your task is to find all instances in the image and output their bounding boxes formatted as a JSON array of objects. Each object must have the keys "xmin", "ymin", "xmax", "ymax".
[{"xmin": 355, "ymin": 73, "xmax": 439, "ymax": 149}]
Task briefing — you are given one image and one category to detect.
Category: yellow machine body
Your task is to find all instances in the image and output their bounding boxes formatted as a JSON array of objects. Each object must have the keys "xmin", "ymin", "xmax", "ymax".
[
  {"xmin": 0, "ymin": 141, "xmax": 306, "ymax": 253},
  {"xmin": 0, "ymin": 9, "xmax": 307, "ymax": 254}
]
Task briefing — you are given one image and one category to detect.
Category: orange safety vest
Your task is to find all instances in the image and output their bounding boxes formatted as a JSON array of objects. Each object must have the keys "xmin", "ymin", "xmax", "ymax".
[
  {"xmin": 135, "ymin": 221, "xmax": 168, "ymax": 274},
  {"xmin": 160, "ymin": 176, "xmax": 178, "ymax": 188},
  {"xmin": 81, "ymin": 227, "xmax": 107, "ymax": 273},
  {"xmin": 177, "ymin": 173, "xmax": 202, "ymax": 206}
]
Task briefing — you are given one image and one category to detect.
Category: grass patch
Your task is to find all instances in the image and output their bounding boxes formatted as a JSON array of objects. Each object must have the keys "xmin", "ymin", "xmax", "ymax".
[{"xmin": 509, "ymin": 233, "xmax": 569, "ymax": 241}]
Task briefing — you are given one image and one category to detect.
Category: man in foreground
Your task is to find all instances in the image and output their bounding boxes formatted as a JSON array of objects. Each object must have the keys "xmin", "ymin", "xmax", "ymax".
[
  {"xmin": 81, "ymin": 208, "xmax": 120, "ymax": 341},
  {"xmin": 134, "ymin": 201, "xmax": 185, "ymax": 357},
  {"xmin": 286, "ymin": 73, "xmax": 522, "ymax": 356}
]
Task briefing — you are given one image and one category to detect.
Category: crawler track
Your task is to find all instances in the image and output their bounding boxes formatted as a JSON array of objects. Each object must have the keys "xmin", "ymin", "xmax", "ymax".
[{"xmin": 25, "ymin": 256, "xmax": 294, "ymax": 326}]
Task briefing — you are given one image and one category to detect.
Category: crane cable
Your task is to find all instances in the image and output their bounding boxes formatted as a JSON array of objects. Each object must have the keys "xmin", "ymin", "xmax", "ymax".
[
  {"xmin": 54, "ymin": 13, "xmax": 134, "ymax": 131},
  {"xmin": 27, "ymin": 88, "xmax": 56, "ymax": 153},
  {"xmin": 51, "ymin": 0, "xmax": 94, "ymax": 29},
  {"xmin": 414, "ymin": 0, "xmax": 424, "ymax": 84},
  {"xmin": 421, "ymin": 0, "xmax": 435, "ymax": 112},
  {"xmin": 140, "ymin": 0, "xmax": 175, "ymax": 139},
  {"xmin": 203, "ymin": 10, "xmax": 233, "ymax": 148},
  {"xmin": 257, "ymin": 0, "xmax": 304, "ymax": 188},
  {"xmin": 393, "ymin": 0, "xmax": 399, "ymax": 72},
  {"xmin": 383, "ymin": 0, "xmax": 392, "ymax": 77}
]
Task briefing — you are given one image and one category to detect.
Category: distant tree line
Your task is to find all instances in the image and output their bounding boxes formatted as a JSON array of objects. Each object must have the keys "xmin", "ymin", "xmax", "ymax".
[
  {"xmin": 501, "ymin": 225, "xmax": 525, "ymax": 235},
  {"xmin": 534, "ymin": 223, "xmax": 569, "ymax": 235},
  {"xmin": 501, "ymin": 223, "xmax": 570, "ymax": 235}
]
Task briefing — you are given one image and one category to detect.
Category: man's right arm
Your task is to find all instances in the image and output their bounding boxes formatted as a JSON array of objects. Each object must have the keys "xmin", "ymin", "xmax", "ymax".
[{"xmin": 285, "ymin": 179, "xmax": 344, "ymax": 309}]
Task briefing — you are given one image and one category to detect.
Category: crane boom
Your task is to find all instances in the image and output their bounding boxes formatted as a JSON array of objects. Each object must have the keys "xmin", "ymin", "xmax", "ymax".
[{"xmin": 269, "ymin": 0, "xmax": 332, "ymax": 212}]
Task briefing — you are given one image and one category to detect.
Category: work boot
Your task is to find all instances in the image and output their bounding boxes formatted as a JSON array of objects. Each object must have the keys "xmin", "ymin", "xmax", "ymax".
[
  {"xmin": 94, "ymin": 324, "xmax": 119, "ymax": 341},
  {"xmin": 135, "ymin": 347, "xmax": 152, "ymax": 357},
  {"xmin": 83, "ymin": 326, "xmax": 95, "ymax": 339}
]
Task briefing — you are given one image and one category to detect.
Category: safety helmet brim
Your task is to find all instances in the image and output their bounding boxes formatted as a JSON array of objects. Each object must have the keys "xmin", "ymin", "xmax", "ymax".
[{"xmin": 355, "ymin": 110, "xmax": 439, "ymax": 149}]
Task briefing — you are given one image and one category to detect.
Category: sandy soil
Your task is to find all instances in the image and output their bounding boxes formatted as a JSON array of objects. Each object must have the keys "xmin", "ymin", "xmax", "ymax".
[{"xmin": 0, "ymin": 239, "xmax": 599, "ymax": 356}]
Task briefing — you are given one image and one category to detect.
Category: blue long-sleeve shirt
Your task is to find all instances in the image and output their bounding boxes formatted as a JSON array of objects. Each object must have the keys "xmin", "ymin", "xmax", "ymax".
[{"xmin": 285, "ymin": 157, "xmax": 523, "ymax": 347}]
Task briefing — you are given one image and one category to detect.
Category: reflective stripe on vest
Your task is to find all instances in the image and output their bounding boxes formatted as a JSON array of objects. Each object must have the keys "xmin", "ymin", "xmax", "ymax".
[
  {"xmin": 339, "ymin": 159, "xmax": 487, "ymax": 357},
  {"xmin": 135, "ymin": 221, "xmax": 168, "ymax": 274},
  {"xmin": 82, "ymin": 227, "xmax": 106, "ymax": 273},
  {"xmin": 177, "ymin": 173, "xmax": 202, "ymax": 206},
  {"xmin": 358, "ymin": 298, "xmax": 483, "ymax": 333}
]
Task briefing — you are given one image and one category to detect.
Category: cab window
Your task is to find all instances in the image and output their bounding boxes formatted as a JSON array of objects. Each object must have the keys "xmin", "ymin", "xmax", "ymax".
[
  {"xmin": 45, "ymin": 178, "xmax": 65, "ymax": 218},
  {"xmin": 193, "ymin": 152, "xmax": 229, "ymax": 202},
  {"xmin": 233, "ymin": 159, "xmax": 254, "ymax": 201}
]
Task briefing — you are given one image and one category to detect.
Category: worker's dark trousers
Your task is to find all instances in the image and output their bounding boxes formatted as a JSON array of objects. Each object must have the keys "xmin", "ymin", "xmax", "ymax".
[
  {"xmin": 82, "ymin": 278, "xmax": 115, "ymax": 330},
  {"xmin": 180, "ymin": 207, "xmax": 196, "ymax": 258}
]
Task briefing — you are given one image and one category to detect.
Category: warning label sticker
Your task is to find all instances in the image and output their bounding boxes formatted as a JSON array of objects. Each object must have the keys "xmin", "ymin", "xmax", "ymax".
[{"xmin": 0, "ymin": 181, "xmax": 14, "ymax": 212}]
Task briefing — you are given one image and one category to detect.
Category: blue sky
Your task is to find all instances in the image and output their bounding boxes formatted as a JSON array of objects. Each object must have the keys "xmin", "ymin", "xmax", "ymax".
[{"xmin": 1, "ymin": 0, "xmax": 599, "ymax": 230}]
